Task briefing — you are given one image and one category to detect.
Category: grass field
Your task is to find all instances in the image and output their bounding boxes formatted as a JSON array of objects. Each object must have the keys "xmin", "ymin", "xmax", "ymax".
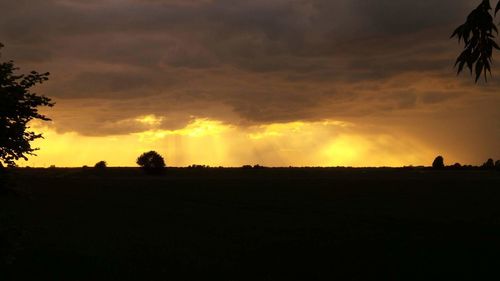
[{"xmin": 1, "ymin": 168, "xmax": 500, "ymax": 280}]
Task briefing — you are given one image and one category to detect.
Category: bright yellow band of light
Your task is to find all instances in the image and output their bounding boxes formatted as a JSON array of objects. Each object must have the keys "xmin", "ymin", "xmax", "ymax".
[{"xmin": 22, "ymin": 117, "xmax": 435, "ymax": 168}]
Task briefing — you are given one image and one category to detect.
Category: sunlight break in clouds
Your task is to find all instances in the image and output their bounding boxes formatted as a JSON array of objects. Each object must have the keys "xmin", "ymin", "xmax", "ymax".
[
  {"xmin": 2, "ymin": 0, "xmax": 498, "ymax": 167},
  {"xmin": 23, "ymin": 119, "xmax": 434, "ymax": 168},
  {"xmin": 135, "ymin": 114, "xmax": 164, "ymax": 126}
]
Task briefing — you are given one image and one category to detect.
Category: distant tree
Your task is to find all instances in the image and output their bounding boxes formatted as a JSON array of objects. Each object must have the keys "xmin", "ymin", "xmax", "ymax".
[
  {"xmin": 452, "ymin": 0, "xmax": 500, "ymax": 82},
  {"xmin": 451, "ymin": 162, "xmax": 462, "ymax": 169},
  {"xmin": 137, "ymin": 151, "xmax": 165, "ymax": 174},
  {"xmin": 94, "ymin": 161, "xmax": 107, "ymax": 169},
  {"xmin": 432, "ymin": 156, "xmax": 445, "ymax": 169},
  {"xmin": 0, "ymin": 43, "xmax": 54, "ymax": 167},
  {"xmin": 482, "ymin": 158, "xmax": 495, "ymax": 169},
  {"xmin": 495, "ymin": 160, "xmax": 500, "ymax": 170}
]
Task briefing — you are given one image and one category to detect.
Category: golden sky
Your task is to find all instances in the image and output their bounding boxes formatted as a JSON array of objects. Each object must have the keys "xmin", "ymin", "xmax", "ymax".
[
  {"xmin": 1, "ymin": 0, "xmax": 499, "ymax": 167},
  {"xmin": 25, "ymin": 117, "xmax": 436, "ymax": 167}
]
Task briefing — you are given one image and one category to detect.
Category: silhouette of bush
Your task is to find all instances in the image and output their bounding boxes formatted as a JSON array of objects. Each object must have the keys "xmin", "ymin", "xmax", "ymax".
[
  {"xmin": 451, "ymin": 163, "xmax": 462, "ymax": 169},
  {"xmin": 94, "ymin": 161, "xmax": 107, "ymax": 169},
  {"xmin": 496, "ymin": 160, "xmax": 500, "ymax": 170},
  {"xmin": 242, "ymin": 165, "xmax": 253, "ymax": 169},
  {"xmin": 188, "ymin": 164, "xmax": 209, "ymax": 169},
  {"xmin": 432, "ymin": 156, "xmax": 445, "ymax": 169},
  {"xmin": 482, "ymin": 158, "xmax": 495, "ymax": 170},
  {"xmin": 137, "ymin": 151, "xmax": 165, "ymax": 174}
]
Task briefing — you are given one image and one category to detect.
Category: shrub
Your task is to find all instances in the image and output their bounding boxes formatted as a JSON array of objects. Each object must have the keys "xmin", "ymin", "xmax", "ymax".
[
  {"xmin": 94, "ymin": 161, "xmax": 107, "ymax": 169},
  {"xmin": 137, "ymin": 151, "xmax": 165, "ymax": 174},
  {"xmin": 495, "ymin": 160, "xmax": 500, "ymax": 171},
  {"xmin": 432, "ymin": 156, "xmax": 445, "ymax": 169},
  {"xmin": 188, "ymin": 164, "xmax": 209, "ymax": 169}
]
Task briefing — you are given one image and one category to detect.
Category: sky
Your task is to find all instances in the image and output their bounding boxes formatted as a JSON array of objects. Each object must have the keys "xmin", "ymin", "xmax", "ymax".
[{"xmin": 1, "ymin": 0, "xmax": 499, "ymax": 167}]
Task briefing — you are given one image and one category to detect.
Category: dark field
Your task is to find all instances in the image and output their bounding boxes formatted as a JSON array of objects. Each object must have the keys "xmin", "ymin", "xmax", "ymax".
[{"xmin": 1, "ymin": 168, "xmax": 500, "ymax": 280}]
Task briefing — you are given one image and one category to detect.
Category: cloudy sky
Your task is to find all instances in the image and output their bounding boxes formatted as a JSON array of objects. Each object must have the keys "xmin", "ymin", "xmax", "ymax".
[{"xmin": 1, "ymin": 0, "xmax": 499, "ymax": 167}]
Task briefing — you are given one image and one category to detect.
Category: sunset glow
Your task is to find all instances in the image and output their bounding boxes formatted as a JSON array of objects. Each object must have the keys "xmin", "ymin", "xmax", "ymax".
[
  {"xmin": 2, "ymin": 0, "xmax": 498, "ymax": 168},
  {"xmin": 21, "ymin": 118, "xmax": 437, "ymax": 168}
]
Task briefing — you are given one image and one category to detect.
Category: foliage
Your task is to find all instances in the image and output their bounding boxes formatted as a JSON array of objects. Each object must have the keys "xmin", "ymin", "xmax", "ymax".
[
  {"xmin": 482, "ymin": 158, "xmax": 495, "ymax": 169},
  {"xmin": 0, "ymin": 43, "xmax": 54, "ymax": 167},
  {"xmin": 94, "ymin": 161, "xmax": 107, "ymax": 169},
  {"xmin": 432, "ymin": 156, "xmax": 445, "ymax": 169},
  {"xmin": 188, "ymin": 164, "xmax": 210, "ymax": 169},
  {"xmin": 137, "ymin": 151, "xmax": 166, "ymax": 174},
  {"xmin": 452, "ymin": 0, "xmax": 500, "ymax": 82}
]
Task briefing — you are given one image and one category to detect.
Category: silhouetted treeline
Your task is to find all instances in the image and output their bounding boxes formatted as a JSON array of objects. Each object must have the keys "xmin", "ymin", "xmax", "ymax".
[
  {"xmin": 430, "ymin": 155, "xmax": 500, "ymax": 171},
  {"xmin": 241, "ymin": 164, "xmax": 267, "ymax": 169}
]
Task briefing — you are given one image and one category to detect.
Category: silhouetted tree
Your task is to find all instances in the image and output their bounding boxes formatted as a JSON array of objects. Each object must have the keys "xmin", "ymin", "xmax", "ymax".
[
  {"xmin": 0, "ymin": 43, "xmax": 54, "ymax": 167},
  {"xmin": 137, "ymin": 151, "xmax": 165, "ymax": 174},
  {"xmin": 432, "ymin": 156, "xmax": 445, "ymax": 169},
  {"xmin": 94, "ymin": 161, "xmax": 107, "ymax": 169},
  {"xmin": 495, "ymin": 160, "xmax": 500, "ymax": 170},
  {"xmin": 452, "ymin": 0, "xmax": 500, "ymax": 82},
  {"xmin": 482, "ymin": 158, "xmax": 495, "ymax": 169}
]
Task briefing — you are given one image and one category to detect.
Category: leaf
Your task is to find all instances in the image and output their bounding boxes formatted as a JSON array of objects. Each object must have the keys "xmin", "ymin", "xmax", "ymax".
[
  {"xmin": 475, "ymin": 60, "xmax": 484, "ymax": 83},
  {"xmin": 483, "ymin": 0, "xmax": 492, "ymax": 10},
  {"xmin": 457, "ymin": 60, "xmax": 466, "ymax": 74},
  {"xmin": 485, "ymin": 60, "xmax": 492, "ymax": 74},
  {"xmin": 450, "ymin": 25, "xmax": 462, "ymax": 39},
  {"xmin": 491, "ymin": 39, "xmax": 500, "ymax": 50}
]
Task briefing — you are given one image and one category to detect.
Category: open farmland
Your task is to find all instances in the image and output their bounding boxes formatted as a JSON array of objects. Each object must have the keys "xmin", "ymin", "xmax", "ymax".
[{"xmin": 1, "ymin": 168, "xmax": 500, "ymax": 280}]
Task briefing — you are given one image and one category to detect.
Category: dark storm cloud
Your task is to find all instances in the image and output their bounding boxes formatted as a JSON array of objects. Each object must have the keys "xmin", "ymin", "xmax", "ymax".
[{"xmin": 0, "ymin": 0, "xmax": 496, "ymax": 136}]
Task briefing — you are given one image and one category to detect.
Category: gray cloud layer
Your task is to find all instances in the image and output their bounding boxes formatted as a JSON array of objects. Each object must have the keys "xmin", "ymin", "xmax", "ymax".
[{"xmin": 1, "ymin": 0, "xmax": 499, "ymax": 160}]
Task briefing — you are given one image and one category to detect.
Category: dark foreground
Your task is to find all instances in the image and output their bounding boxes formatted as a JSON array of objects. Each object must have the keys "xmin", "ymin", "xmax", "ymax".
[{"xmin": 1, "ymin": 168, "xmax": 500, "ymax": 280}]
